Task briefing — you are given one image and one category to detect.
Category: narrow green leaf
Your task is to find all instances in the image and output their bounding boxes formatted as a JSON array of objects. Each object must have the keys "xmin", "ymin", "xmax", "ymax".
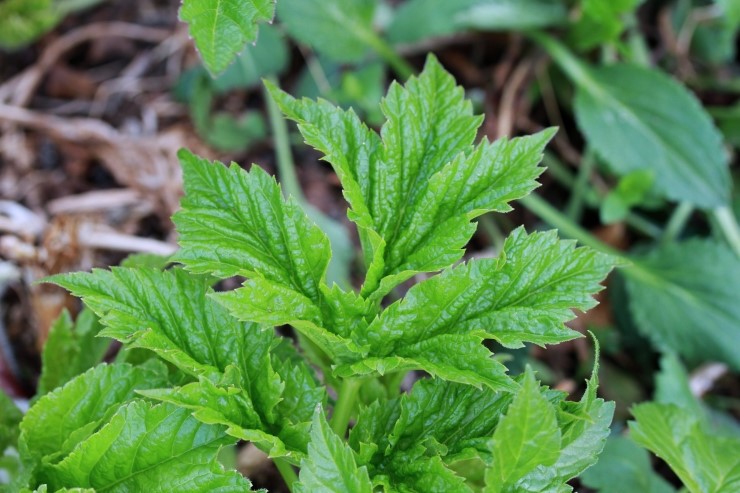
[
  {"xmin": 38, "ymin": 309, "xmax": 109, "ymax": 395},
  {"xmin": 19, "ymin": 363, "xmax": 167, "ymax": 464},
  {"xmin": 630, "ymin": 403, "xmax": 740, "ymax": 493},
  {"xmin": 574, "ymin": 63, "xmax": 730, "ymax": 207},
  {"xmin": 179, "ymin": 0, "xmax": 275, "ymax": 75},
  {"xmin": 294, "ymin": 407, "xmax": 373, "ymax": 493},
  {"xmin": 277, "ymin": 0, "xmax": 377, "ymax": 63},
  {"xmin": 624, "ymin": 238, "xmax": 740, "ymax": 369},
  {"xmin": 580, "ymin": 436, "xmax": 676, "ymax": 493},
  {"xmin": 485, "ymin": 370, "xmax": 561, "ymax": 492},
  {"xmin": 46, "ymin": 401, "xmax": 251, "ymax": 492}
]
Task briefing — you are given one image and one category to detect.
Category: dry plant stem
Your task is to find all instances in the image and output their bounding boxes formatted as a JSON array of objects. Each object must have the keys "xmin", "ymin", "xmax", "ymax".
[
  {"xmin": 0, "ymin": 22, "xmax": 170, "ymax": 106},
  {"xmin": 47, "ymin": 189, "xmax": 142, "ymax": 216},
  {"xmin": 76, "ymin": 224, "xmax": 176, "ymax": 256},
  {"xmin": 689, "ymin": 362, "xmax": 729, "ymax": 397},
  {"xmin": 496, "ymin": 58, "xmax": 534, "ymax": 138}
]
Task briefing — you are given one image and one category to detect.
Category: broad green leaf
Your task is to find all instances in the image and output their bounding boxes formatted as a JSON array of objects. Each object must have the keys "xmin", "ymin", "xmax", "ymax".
[
  {"xmin": 37, "ymin": 309, "xmax": 109, "ymax": 395},
  {"xmin": 138, "ymin": 368, "xmax": 315, "ymax": 461},
  {"xmin": 21, "ymin": 487, "xmax": 95, "ymax": 493},
  {"xmin": 179, "ymin": 0, "xmax": 275, "ymax": 75},
  {"xmin": 485, "ymin": 371, "xmax": 560, "ymax": 492},
  {"xmin": 630, "ymin": 403, "xmax": 740, "ymax": 493},
  {"xmin": 277, "ymin": 0, "xmax": 377, "ymax": 63},
  {"xmin": 624, "ymin": 238, "xmax": 740, "ymax": 369},
  {"xmin": 47, "ymin": 267, "xmax": 312, "ymax": 455},
  {"xmin": 349, "ymin": 378, "xmax": 553, "ymax": 493},
  {"xmin": 580, "ymin": 436, "xmax": 676, "ymax": 493},
  {"xmin": 294, "ymin": 407, "xmax": 373, "ymax": 493},
  {"xmin": 387, "ymin": 0, "xmax": 567, "ymax": 45},
  {"xmin": 173, "ymin": 150, "xmax": 330, "ymax": 307},
  {"xmin": 45, "ymin": 401, "xmax": 251, "ymax": 492},
  {"xmin": 19, "ymin": 363, "xmax": 167, "ymax": 464},
  {"xmin": 48, "ymin": 268, "xmax": 282, "ymax": 394},
  {"xmin": 573, "ymin": 63, "xmax": 730, "ymax": 207},
  {"xmin": 337, "ymin": 228, "xmax": 613, "ymax": 386},
  {"xmin": 273, "ymin": 56, "xmax": 553, "ymax": 298},
  {"xmin": 0, "ymin": 390, "xmax": 22, "ymax": 452},
  {"xmin": 654, "ymin": 352, "xmax": 704, "ymax": 417}
]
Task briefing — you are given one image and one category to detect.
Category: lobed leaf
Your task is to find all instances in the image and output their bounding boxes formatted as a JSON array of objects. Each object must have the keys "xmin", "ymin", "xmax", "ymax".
[
  {"xmin": 485, "ymin": 370, "xmax": 561, "ymax": 492},
  {"xmin": 37, "ymin": 309, "xmax": 109, "ymax": 395},
  {"xmin": 19, "ymin": 363, "xmax": 167, "ymax": 465},
  {"xmin": 630, "ymin": 403, "xmax": 740, "ymax": 493},
  {"xmin": 624, "ymin": 238, "xmax": 740, "ymax": 369},
  {"xmin": 574, "ymin": 63, "xmax": 730, "ymax": 207},
  {"xmin": 294, "ymin": 407, "xmax": 373, "ymax": 493},
  {"xmin": 179, "ymin": 0, "xmax": 275, "ymax": 75},
  {"xmin": 337, "ymin": 228, "xmax": 613, "ymax": 387},
  {"xmin": 273, "ymin": 56, "xmax": 553, "ymax": 299},
  {"xmin": 45, "ymin": 401, "xmax": 251, "ymax": 492}
]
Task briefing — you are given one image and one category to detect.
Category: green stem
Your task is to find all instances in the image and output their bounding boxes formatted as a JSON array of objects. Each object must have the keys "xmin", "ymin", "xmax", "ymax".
[
  {"xmin": 543, "ymin": 153, "xmax": 662, "ymax": 239},
  {"xmin": 274, "ymin": 457, "xmax": 299, "ymax": 491},
  {"xmin": 264, "ymin": 78, "xmax": 304, "ymax": 202},
  {"xmin": 712, "ymin": 206, "xmax": 740, "ymax": 258},
  {"xmin": 362, "ymin": 31, "xmax": 415, "ymax": 80},
  {"xmin": 478, "ymin": 214, "xmax": 506, "ymax": 253},
  {"xmin": 662, "ymin": 202, "xmax": 694, "ymax": 244},
  {"xmin": 331, "ymin": 378, "xmax": 362, "ymax": 437},
  {"xmin": 519, "ymin": 194, "xmax": 625, "ymax": 258},
  {"xmin": 565, "ymin": 148, "xmax": 596, "ymax": 222},
  {"xmin": 528, "ymin": 30, "xmax": 596, "ymax": 91}
]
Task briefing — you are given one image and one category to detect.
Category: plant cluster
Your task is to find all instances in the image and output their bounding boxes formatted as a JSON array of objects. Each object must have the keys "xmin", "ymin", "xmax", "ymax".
[{"xmin": 1, "ymin": 0, "xmax": 740, "ymax": 491}]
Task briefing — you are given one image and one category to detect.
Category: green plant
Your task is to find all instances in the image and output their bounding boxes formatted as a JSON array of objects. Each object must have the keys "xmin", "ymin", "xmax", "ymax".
[
  {"xmin": 0, "ymin": 0, "xmax": 107, "ymax": 50},
  {"xmin": 0, "ymin": 56, "xmax": 618, "ymax": 492}
]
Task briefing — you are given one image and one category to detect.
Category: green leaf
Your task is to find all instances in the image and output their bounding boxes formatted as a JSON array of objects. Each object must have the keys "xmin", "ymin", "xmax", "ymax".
[
  {"xmin": 174, "ymin": 150, "xmax": 330, "ymax": 304},
  {"xmin": 179, "ymin": 0, "xmax": 275, "ymax": 75},
  {"xmin": 273, "ymin": 56, "xmax": 553, "ymax": 298},
  {"xmin": 277, "ymin": 0, "xmax": 377, "ymax": 63},
  {"xmin": 47, "ymin": 267, "xmax": 315, "ymax": 457},
  {"xmin": 630, "ymin": 403, "xmax": 740, "ymax": 493},
  {"xmin": 387, "ymin": 0, "xmax": 567, "ymax": 45},
  {"xmin": 574, "ymin": 63, "xmax": 730, "ymax": 207},
  {"xmin": 349, "ymin": 378, "xmax": 538, "ymax": 492},
  {"xmin": 0, "ymin": 0, "xmax": 58, "ymax": 50},
  {"xmin": 568, "ymin": 0, "xmax": 642, "ymax": 50},
  {"xmin": 580, "ymin": 436, "xmax": 676, "ymax": 493},
  {"xmin": 45, "ymin": 401, "xmax": 251, "ymax": 492},
  {"xmin": 49, "ymin": 268, "xmax": 282, "ymax": 395},
  {"xmin": 600, "ymin": 169, "xmax": 655, "ymax": 224},
  {"xmin": 210, "ymin": 23, "xmax": 289, "ymax": 92},
  {"xmin": 624, "ymin": 238, "xmax": 740, "ymax": 369},
  {"xmin": 38, "ymin": 309, "xmax": 109, "ymax": 395},
  {"xmin": 19, "ymin": 363, "xmax": 167, "ymax": 465},
  {"xmin": 484, "ymin": 370, "xmax": 560, "ymax": 492},
  {"xmin": 0, "ymin": 390, "xmax": 22, "ymax": 452},
  {"xmin": 294, "ymin": 407, "xmax": 373, "ymax": 493},
  {"xmin": 338, "ymin": 228, "xmax": 613, "ymax": 387}
]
